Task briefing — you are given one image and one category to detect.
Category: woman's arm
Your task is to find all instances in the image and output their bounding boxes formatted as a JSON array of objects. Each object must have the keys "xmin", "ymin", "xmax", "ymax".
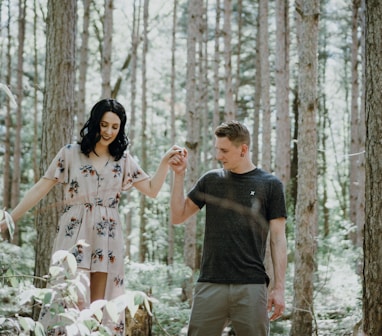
[
  {"xmin": 134, "ymin": 146, "xmax": 183, "ymax": 198},
  {"xmin": 10, "ymin": 178, "xmax": 58, "ymax": 222}
]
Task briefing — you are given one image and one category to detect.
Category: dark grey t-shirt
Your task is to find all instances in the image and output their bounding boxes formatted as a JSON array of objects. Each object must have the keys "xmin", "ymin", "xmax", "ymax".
[{"xmin": 188, "ymin": 168, "xmax": 287, "ymax": 284}]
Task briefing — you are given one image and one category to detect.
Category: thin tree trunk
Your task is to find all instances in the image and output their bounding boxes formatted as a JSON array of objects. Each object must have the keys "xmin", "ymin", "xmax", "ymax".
[
  {"xmin": 234, "ymin": 0, "xmax": 242, "ymax": 109},
  {"xmin": 212, "ymin": 0, "xmax": 221, "ymax": 169},
  {"xmin": 275, "ymin": 0, "xmax": 290, "ymax": 185},
  {"xmin": 139, "ymin": 0, "xmax": 149, "ymax": 263},
  {"xmin": 356, "ymin": 0, "xmax": 365, "ymax": 250},
  {"xmin": 11, "ymin": 0, "xmax": 27, "ymax": 246},
  {"xmin": 223, "ymin": 0, "xmax": 234, "ymax": 120},
  {"xmin": 101, "ymin": 0, "xmax": 113, "ymax": 98},
  {"xmin": 126, "ymin": 0, "xmax": 140, "ymax": 260},
  {"xmin": 363, "ymin": 0, "xmax": 382, "ymax": 333},
  {"xmin": 2, "ymin": 0, "xmax": 12, "ymax": 213},
  {"xmin": 184, "ymin": 0, "xmax": 202, "ymax": 272},
  {"xmin": 77, "ymin": 0, "xmax": 92, "ymax": 138},
  {"xmin": 252, "ymin": 9, "xmax": 261, "ymax": 165},
  {"xmin": 33, "ymin": 0, "xmax": 40, "ymax": 183},
  {"xmin": 168, "ymin": 0, "xmax": 178, "ymax": 266},
  {"xmin": 259, "ymin": 0, "xmax": 271, "ymax": 172},
  {"xmin": 349, "ymin": 0, "xmax": 361, "ymax": 245},
  {"xmin": 290, "ymin": 0, "xmax": 319, "ymax": 335}
]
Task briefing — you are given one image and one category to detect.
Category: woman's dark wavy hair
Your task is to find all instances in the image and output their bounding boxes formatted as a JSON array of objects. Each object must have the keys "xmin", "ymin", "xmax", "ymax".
[{"xmin": 79, "ymin": 98, "xmax": 129, "ymax": 160}]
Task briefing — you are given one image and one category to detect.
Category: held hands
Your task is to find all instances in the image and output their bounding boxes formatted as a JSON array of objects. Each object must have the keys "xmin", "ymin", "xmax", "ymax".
[
  {"xmin": 168, "ymin": 147, "xmax": 187, "ymax": 175},
  {"xmin": 267, "ymin": 287, "xmax": 285, "ymax": 321}
]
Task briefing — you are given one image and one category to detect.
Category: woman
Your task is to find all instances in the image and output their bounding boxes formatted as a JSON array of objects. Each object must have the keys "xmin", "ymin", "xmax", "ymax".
[{"xmin": 1, "ymin": 98, "xmax": 182, "ymax": 335}]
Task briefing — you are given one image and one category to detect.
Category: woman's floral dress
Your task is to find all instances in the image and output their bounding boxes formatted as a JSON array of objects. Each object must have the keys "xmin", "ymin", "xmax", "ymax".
[{"xmin": 39, "ymin": 144, "xmax": 149, "ymax": 335}]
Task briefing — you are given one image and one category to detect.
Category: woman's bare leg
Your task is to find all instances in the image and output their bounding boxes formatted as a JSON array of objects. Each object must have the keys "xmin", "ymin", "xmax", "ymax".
[{"xmin": 90, "ymin": 272, "xmax": 108, "ymax": 302}]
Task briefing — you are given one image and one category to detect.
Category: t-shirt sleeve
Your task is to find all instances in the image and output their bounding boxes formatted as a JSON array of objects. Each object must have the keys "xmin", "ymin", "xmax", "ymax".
[
  {"xmin": 43, "ymin": 145, "xmax": 70, "ymax": 184},
  {"xmin": 121, "ymin": 152, "xmax": 149, "ymax": 191},
  {"xmin": 267, "ymin": 178, "xmax": 287, "ymax": 220},
  {"xmin": 187, "ymin": 174, "xmax": 207, "ymax": 209}
]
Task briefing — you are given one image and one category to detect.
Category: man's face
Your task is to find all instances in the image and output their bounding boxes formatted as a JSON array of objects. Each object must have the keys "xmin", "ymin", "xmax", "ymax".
[{"xmin": 215, "ymin": 136, "xmax": 243, "ymax": 171}]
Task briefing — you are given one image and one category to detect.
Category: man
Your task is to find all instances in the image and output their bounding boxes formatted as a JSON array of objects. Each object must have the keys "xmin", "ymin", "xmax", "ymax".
[{"xmin": 170, "ymin": 120, "xmax": 287, "ymax": 336}]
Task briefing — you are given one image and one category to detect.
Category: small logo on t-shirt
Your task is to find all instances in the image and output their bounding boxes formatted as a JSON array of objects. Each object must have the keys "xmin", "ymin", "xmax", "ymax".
[{"xmin": 250, "ymin": 190, "xmax": 256, "ymax": 196}]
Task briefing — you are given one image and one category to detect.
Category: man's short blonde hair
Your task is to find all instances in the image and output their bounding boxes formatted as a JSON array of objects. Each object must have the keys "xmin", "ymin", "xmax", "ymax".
[{"xmin": 214, "ymin": 120, "xmax": 250, "ymax": 147}]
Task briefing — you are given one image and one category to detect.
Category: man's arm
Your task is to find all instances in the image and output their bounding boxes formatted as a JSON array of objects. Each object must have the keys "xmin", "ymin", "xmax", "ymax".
[
  {"xmin": 169, "ymin": 149, "xmax": 199, "ymax": 224},
  {"xmin": 267, "ymin": 216, "xmax": 287, "ymax": 321}
]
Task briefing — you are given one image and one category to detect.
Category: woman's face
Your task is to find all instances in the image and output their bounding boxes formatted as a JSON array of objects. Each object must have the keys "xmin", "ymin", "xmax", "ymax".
[{"xmin": 97, "ymin": 111, "xmax": 121, "ymax": 147}]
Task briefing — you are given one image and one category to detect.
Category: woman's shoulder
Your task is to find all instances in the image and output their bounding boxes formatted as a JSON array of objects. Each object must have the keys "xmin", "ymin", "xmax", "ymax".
[{"xmin": 60, "ymin": 143, "xmax": 81, "ymax": 153}]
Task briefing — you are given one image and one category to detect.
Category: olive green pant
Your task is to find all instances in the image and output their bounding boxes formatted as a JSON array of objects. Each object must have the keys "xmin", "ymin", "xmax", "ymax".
[{"xmin": 187, "ymin": 282, "xmax": 269, "ymax": 336}]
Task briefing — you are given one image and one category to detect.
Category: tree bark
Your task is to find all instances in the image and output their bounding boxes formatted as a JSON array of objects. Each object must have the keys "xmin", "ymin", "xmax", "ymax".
[
  {"xmin": 101, "ymin": 0, "xmax": 113, "ymax": 98},
  {"xmin": 223, "ymin": 0, "xmax": 234, "ymax": 120},
  {"xmin": 77, "ymin": 0, "xmax": 92, "ymax": 138},
  {"xmin": 168, "ymin": 0, "xmax": 178, "ymax": 266},
  {"xmin": 274, "ymin": 0, "xmax": 291, "ymax": 185},
  {"xmin": 11, "ymin": 0, "xmax": 27, "ymax": 246},
  {"xmin": 184, "ymin": 0, "xmax": 202, "ymax": 272},
  {"xmin": 139, "ymin": 0, "xmax": 149, "ymax": 263},
  {"xmin": 290, "ymin": 0, "xmax": 319, "ymax": 334},
  {"xmin": 363, "ymin": 0, "xmax": 382, "ymax": 333},
  {"xmin": 33, "ymin": 0, "xmax": 76, "ymax": 318},
  {"xmin": 259, "ymin": 0, "xmax": 271, "ymax": 172}
]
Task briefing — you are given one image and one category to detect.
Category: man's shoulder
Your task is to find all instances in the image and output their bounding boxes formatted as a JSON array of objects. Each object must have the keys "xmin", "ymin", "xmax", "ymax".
[{"xmin": 254, "ymin": 168, "xmax": 284, "ymax": 186}]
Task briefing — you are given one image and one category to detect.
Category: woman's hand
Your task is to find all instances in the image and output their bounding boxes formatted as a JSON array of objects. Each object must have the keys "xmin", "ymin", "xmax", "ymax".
[{"xmin": 169, "ymin": 147, "xmax": 187, "ymax": 175}]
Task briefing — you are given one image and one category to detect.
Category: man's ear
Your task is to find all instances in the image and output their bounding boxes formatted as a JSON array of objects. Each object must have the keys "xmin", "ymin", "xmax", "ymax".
[{"xmin": 241, "ymin": 143, "xmax": 249, "ymax": 155}]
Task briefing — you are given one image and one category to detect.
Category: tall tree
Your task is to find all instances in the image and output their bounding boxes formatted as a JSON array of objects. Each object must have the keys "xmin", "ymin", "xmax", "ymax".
[
  {"xmin": 259, "ymin": 0, "xmax": 271, "ymax": 172},
  {"xmin": 356, "ymin": 0, "xmax": 365, "ymax": 249},
  {"xmin": 252, "ymin": 9, "xmax": 261, "ymax": 165},
  {"xmin": 363, "ymin": 0, "xmax": 382, "ymax": 333},
  {"xmin": 32, "ymin": 0, "xmax": 40, "ymax": 183},
  {"xmin": 290, "ymin": 0, "xmax": 319, "ymax": 335},
  {"xmin": 77, "ymin": 0, "xmax": 92, "ymax": 138},
  {"xmin": 11, "ymin": 0, "xmax": 26, "ymax": 245},
  {"xmin": 168, "ymin": 0, "xmax": 178, "ymax": 266},
  {"xmin": 33, "ymin": 0, "xmax": 77, "ymax": 316},
  {"xmin": 349, "ymin": 0, "xmax": 363, "ymax": 246},
  {"xmin": 2, "ymin": 0, "xmax": 12, "ymax": 219},
  {"xmin": 223, "ymin": 0, "xmax": 234, "ymax": 120},
  {"xmin": 126, "ymin": 0, "xmax": 140, "ymax": 260},
  {"xmin": 184, "ymin": 0, "xmax": 202, "ymax": 272},
  {"xmin": 212, "ymin": 0, "xmax": 221, "ymax": 169},
  {"xmin": 139, "ymin": 0, "xmax": 149, "ymax": 263},
  {"xmin": 101, "ymin": 0, "xmax": 113, "ymax": 97},
  {"xmin": 274, "ymin": 0, "xmax": 291, "ymax": 185}
]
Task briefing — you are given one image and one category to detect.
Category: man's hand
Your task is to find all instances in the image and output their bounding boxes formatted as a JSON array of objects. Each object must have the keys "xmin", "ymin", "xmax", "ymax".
[
  {"xmin": 267, "ymin": 287, "xmax": 285, "ymax": 321},
  {"xmin": 169, "ymin": 148, "xmax": 188, "ymax": 175}
]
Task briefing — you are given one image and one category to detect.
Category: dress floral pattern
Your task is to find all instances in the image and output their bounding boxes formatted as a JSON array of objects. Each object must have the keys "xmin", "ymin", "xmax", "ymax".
[{"xmin": 40, "ymin": 144, "xmax": 149, "ymax": 335}]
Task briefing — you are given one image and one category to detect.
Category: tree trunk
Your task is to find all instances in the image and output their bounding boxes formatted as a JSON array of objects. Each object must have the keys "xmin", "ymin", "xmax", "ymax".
[
  {"xmin": 139, "ymin": 0, "xmax": 149, "ymax": 263},
  {"xmin": 33, "ymin": 0, "xmax": 76, "ymax": 319},
  {"xmin": 11, "ymin": 0, "xmax": 26, "ymax": 246},
  {"xmin": 252, "ymin": 9, "xmax": 261, "ymax": 165},
  {"xmin": 355, "ymin": 0, "xmax": 365, "ymax": 250},
  {"xmin": 101, "ymin": 0, "xmax": 113, "ymax": 98},
  {"xmin": 2, "ymin": 0, "xmax": 12, "ymax": 221},
  {"xmin": 274, "ymin": 0, "xmax": 291, "ymax": 185},
  {"xmin": 184, "ymin": 0, "xmax": 202, "ymax": 272},
  {"xmin": 212, "ymin": 0, "xmax": 221, "ymax": 170},
  {"xmin": 290, "ymin": 0, "xmax": 319, "ymax": 335},
  {"xmin": 259, "ymin": 0, "xmax": 271, "ymax": 172},
  {"xmin": 363, "ymin": 0, "xmax": 382, "ymax": 333},
  {"xmin": 168, "ymin": 0, "xmax": 178, "ymax": 266},
  {"xmin": 77, "ymin": 0, "xmax": 91, "ymax": 138},
  {"xmin": 223, "ymin": 0, "xmax": 234, "ymax": 120}
]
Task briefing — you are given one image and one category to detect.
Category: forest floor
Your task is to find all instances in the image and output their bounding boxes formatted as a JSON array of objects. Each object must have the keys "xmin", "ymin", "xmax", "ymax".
[{"xmin": 0, "ymin": 237, "xmax": 363, "ymax": 336}]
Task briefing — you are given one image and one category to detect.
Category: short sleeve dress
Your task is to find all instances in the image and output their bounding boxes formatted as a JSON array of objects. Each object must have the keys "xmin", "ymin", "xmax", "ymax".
[{"xmin": 41, "ymin": 143, "xmax": 149, "ymax": 335}]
